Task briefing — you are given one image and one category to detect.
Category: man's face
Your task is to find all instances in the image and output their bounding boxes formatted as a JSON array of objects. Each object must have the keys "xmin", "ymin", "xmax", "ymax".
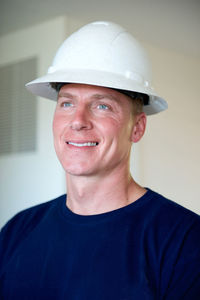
[{"xmin": 53, "ymin": 84, "xmax": 139, "ymax": 177}]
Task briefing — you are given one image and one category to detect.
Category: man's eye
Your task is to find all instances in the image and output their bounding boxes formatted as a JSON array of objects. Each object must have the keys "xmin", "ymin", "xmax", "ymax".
[
  {"xmin": 61, "ymin": 102, "xmax": 73, "ymax": 108},
  {"xmin": 97, "ymin": 104, "xmax": 109, "ymax": 110}
]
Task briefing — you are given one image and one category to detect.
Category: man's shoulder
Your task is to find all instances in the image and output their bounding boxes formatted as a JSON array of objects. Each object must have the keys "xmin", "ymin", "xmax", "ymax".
[
  {"xmin": 147, "ymin": 188, "xmax": 199, "ymax": 215},
  {"xmin": 0, "ymin": 195, "xmax": 66, "ymax": 276},
  {"xmin": 143, "ymin": 189, "xmax": 200, "ymax": 230},
  {"xmin": 0, "ymin": 194, "xmax": 66, "ymax": 242},
  {"xmin": 146, "ymin": 190, "xmax": 200, "ymax": 299}
]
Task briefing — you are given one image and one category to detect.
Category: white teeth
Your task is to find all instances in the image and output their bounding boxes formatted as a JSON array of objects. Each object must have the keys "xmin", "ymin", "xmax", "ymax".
[{"xmin": 68, "ymin": 142, "xmax": 98, "ymax": 147}]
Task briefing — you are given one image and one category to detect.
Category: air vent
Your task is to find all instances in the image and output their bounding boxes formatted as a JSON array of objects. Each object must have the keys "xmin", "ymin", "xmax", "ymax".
[{"xmin": 0, "ymin": 57, "xmax": 37, "ymax": 154}]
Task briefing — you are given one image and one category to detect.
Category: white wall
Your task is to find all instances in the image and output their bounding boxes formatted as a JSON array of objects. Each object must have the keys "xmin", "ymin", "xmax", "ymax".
[
  {"xmin": 1, "ymin": 16, "xmax": 199, "ymax": 228},
  {"xmin": 0, "ymin": 17, "xmax": 69, "ymax": 227}
]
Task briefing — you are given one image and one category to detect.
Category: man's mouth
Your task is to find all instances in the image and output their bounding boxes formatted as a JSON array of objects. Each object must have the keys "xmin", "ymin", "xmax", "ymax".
[{"xmin": 67, "ymin": 142, "xmax": 99, "ymax": 147}]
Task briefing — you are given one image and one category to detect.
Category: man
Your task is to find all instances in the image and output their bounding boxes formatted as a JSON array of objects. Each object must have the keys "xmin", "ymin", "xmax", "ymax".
[{"xmin": 0, "ymin": 21, "xmax": 200, "ymax": 299}]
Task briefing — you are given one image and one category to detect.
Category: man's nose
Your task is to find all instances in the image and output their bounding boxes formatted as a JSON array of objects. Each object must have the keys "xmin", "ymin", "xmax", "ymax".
[{"xmin": 70, "ymin": 106, "xmax": 92, "ymax": 131}]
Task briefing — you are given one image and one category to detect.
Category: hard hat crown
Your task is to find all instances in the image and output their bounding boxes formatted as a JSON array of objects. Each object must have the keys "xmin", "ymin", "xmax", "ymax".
[
  {"xmin": 26, "ymin": 21, "xmax": 167, "ymax": 115},
  {"xmin": 48, "ymin": 22, "xmax": 151, "ymax": 88}
]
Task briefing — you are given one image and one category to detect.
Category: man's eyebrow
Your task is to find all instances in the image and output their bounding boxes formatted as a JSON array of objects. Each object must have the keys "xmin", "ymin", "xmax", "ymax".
[
  {"xmin": 58, "ymin": 92, "xmax": 75, "ymax": 98},
  {"xmin": 91, "ymin": 93, "xmax": 120, "ymax": 103}
]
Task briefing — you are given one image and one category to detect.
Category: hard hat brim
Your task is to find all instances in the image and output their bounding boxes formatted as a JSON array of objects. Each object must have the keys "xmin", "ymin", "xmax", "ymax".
[{"xmin": 26, "ymin": 69, "xmax": 168, "ymax": 115}]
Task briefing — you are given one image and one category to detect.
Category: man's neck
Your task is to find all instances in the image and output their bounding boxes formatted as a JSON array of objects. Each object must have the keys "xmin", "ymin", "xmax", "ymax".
[{"xmin": 65, "ymin": 167, "xmax": 146, "ymax": 215}]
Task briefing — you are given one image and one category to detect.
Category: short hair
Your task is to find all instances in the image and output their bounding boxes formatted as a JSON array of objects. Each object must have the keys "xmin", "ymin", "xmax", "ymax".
[
  {"xmin": 113, "ymin": 88, "xmax": 148, "ymax": 115},
  {"xmin": 51, "ymin": 82, "xmax": 148, "ymax": 115}
]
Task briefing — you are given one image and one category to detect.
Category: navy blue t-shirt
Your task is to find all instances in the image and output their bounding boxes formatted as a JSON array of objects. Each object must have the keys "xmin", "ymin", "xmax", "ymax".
[{"xmin": 0, "ymin": 189, "xmax": 200, "ymax": 299}]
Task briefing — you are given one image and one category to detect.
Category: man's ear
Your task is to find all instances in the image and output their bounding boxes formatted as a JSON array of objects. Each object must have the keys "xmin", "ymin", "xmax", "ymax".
[{"xmin": 131, "ymin": 112, "xmax": 147, "ymax": 143}]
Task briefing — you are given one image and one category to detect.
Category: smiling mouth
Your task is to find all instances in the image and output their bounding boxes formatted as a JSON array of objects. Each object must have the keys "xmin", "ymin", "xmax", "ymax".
[{"xmin": 67, "ymin": 142, "xmax": 99, "ymax": 147}]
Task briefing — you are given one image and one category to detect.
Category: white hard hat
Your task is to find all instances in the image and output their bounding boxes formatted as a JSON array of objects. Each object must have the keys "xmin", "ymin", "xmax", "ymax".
[{"xmin": 26, "ymin": 21, "xmax": 167, "ymax": 115}]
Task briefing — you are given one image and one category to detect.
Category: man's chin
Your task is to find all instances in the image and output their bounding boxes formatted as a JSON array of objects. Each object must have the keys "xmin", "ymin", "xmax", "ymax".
[{"xmin": 64, "ymin": 165, "xmax": 98, "ymax": 177}]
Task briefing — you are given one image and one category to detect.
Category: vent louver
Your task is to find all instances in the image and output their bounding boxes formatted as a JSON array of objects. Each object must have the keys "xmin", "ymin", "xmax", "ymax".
[{"xmin": 0, "ymin": 57, "xmax": 37, "ymax": 154}]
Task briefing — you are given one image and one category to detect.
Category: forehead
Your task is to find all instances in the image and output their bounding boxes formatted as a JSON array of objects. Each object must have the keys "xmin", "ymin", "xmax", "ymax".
[
  {"xmin": 59, "ymin": 83, "xmax": 114, "ymax": 94},
  {"xmin": 58, "ymin": 83, "xmax": 132, "ymax": 104}
]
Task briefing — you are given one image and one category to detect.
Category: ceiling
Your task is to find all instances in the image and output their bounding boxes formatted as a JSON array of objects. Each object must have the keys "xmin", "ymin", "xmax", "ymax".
[{"xmin": 1, "ymin": 0, "xmax": 200, "ymax": 57}]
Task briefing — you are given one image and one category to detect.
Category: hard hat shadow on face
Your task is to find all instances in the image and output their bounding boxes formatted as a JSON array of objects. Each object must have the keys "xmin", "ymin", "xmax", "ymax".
[{"xmin": 26, "ymin": 21, "xmax": 168, "ymax": 115}]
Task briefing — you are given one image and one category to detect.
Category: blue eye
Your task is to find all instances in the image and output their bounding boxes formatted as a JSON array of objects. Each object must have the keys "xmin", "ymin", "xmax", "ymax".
[
  {"xmin": 98, "ymin": 104, "xmax": 109, "ymax": 110},
  {"xmin": 62, "ymin": 102, "xmax": 73, "ymax": 107}
]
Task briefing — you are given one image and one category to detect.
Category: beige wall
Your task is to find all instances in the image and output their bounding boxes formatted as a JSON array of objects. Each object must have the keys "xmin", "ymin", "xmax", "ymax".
[{"xmin": 131, "ymin": 43, "xmax": 200, "ymax": 213}]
